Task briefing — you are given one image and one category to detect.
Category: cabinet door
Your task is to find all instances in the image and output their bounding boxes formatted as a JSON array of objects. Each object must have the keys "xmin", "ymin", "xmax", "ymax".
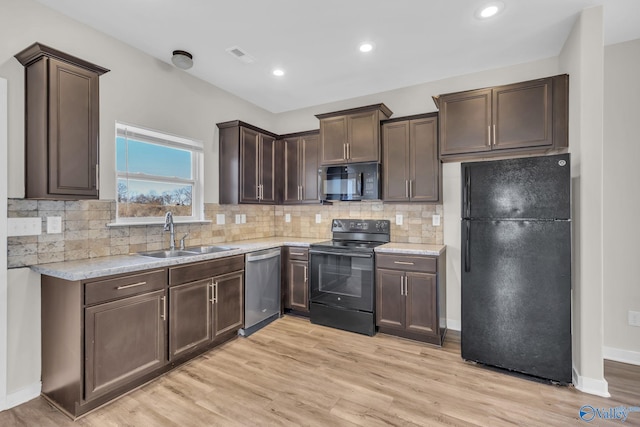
[
  {"xmin": 410, "ymin": 117, "xmax": 440, "ymax": 202},
  {"xmin": 169, "ymin": 279, "xmax": 212, "ymax": 360},
  {"xmin": 259, "ymin": 134, "xmax": 276, "ymax": 203},
  {"xmin": 439, "ymin": 88, "xmax": 492, "ymax": 156},
  {"xmin": 300, "ymin": 134, "xmax": 319, "ymax": 203},
  {"xmin": 288, "ymin": 259, "xmax": 309, "ymax": 312},
  {"xmin": 493, "ymin": 78, "xmax": 553, "ymax": 150},
  {"xmin": 48, "ymin": 58, "xmax": 99, "ymax": 198},
  {"xmin": 348, "ymin": 110, "xmax": 379, "ymax": 163},
  {"xmin": 282, "ymin": 138, "xmax": 301, "ymax": 204},
  {"xmin": 382, "ymin": 121, "xmax": 410, "ymax": 202},
  {"xmin": 240, "ymin": 127, "xmax": 260, "ymax": 203},
  {"xmin": 320, "ymin": 115, "xmax": 348, "ymax": 165},
  {"xmin": 405, "ymin": 272, "xmax": 437, "ymax": 336},
  {"xmin": 213, "ymin": 271, "xmax": 244, "ymax": 338},
  {"xmin": 375, "ymin": 269, "xmax": 405, "ymax": 330},
  {"xmin": 84, "ymin": 290, "xmax": 166, "ymax": 401}
]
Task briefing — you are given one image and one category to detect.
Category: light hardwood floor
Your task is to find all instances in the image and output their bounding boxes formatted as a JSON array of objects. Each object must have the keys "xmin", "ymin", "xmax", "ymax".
[{"xmin": 1, "ymin": 316, "xmax": 638, "ymax": 426}]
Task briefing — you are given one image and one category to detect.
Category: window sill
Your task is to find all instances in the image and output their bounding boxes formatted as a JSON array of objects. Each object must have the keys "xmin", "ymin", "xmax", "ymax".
[{"xmin": 106, "ymin": 219, "xmax": 212, "ymax": 228}]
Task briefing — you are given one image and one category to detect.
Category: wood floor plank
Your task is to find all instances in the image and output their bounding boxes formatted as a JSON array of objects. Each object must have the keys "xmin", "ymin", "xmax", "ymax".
[{"xmin": 1, "ymin": 315, "xmax": 639, "ymax": 426}]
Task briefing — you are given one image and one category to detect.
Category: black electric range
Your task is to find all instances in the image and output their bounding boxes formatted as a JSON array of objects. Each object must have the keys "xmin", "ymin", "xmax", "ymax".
[{"xmin": 308, "ymin": 219, "xmax": 390, "ymax": 336}]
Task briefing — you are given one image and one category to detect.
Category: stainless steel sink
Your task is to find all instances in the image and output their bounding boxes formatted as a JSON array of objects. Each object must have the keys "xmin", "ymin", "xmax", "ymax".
[
  {"xmin": 137, "ymin": 250, "xmax": 199, "ymax": 258},
  {"xmin": 136, "ymin": 246, "xmax": 237, "ymax": 258},
  {"xmin": 183, "ymin": 245, "xmax": 237, "ymax": 254}
]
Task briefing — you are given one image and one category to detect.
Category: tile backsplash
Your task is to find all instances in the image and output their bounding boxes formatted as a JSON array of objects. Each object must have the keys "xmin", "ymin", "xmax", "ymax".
[{"xmin": 7, "ymin": 199, "xmax": 443, "ymax": 268}]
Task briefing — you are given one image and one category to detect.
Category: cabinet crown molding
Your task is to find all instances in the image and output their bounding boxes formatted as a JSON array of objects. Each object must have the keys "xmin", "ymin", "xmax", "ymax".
[{"xmin": 14, "ymin": 42, "xmax": 110, "ymax": 75}]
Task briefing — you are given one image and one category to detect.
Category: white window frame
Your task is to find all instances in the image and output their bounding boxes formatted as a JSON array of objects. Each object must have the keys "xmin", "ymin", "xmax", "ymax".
[{"xmin": 114, "ymin": 122, "xmax": 204, "ymax": 225}]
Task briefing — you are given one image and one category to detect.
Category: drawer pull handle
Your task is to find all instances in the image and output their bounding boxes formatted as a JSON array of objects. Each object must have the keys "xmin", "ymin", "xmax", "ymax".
[
  {"xmin": 290, "ymin": 252, "xmax": 305, "ymax": 256},
  {"xmin": 393, "ymin": 261, "xmax": 414, "ymax": 265},
  {"xmin": 116, "ymin": 281, "xmax": 147, "ymax": 290}
]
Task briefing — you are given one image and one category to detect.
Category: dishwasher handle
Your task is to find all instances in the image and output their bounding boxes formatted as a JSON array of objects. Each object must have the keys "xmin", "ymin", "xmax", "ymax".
[{"xmin": 246, "ymin": 249, "xmax": 281, "ymax": 262}]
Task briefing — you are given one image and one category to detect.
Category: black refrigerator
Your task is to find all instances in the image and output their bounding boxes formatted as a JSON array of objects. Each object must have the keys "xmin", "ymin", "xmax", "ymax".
[{"xmin": 461, "ymin": 154, "xmax": 572, "ymax": 384}]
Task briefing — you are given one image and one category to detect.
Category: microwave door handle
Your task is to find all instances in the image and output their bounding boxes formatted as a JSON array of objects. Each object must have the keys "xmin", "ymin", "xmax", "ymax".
[{"xmin": 357, "ymin": 173, "xmax": 364, "ymax": 196}]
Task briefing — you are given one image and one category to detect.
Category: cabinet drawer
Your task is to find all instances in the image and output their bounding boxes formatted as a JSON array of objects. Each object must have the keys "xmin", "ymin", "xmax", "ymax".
[
  {"xmin": 85, "ymin": 269, "xmax": 166, "ymax": 305},
  {"xmin": 376, "ymin": 254, "xmax": 436, "ymax": 273},
  {"xmin": 287, "ymin": 248, "xmax": 308, "ymax": 261},
  {"xmin": 169, "ymin": 255, "xmax": 244, "ymax": 285}
]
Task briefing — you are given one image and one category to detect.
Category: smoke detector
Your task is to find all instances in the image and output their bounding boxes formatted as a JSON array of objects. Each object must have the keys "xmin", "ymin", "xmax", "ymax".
[{"xmin": 226, "ymin": 46, "xmax": 255, "ymax": 64}]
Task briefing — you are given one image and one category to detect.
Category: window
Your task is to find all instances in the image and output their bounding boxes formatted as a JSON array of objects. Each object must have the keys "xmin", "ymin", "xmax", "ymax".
[{"xmin": 115, "ymin": 122, "xmax": 204, "ymax": 224}]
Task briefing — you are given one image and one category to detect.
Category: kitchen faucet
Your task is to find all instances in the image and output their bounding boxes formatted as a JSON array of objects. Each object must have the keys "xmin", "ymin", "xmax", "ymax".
[{"xmin": 164, "ymin": 211, "xmax": 175, "ymax": 250}]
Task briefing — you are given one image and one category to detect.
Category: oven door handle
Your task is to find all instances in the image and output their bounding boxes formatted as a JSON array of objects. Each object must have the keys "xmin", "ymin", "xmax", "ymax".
[{"xmin": 309, "ymin": 250, "xmax": 373, "ymax": 258}]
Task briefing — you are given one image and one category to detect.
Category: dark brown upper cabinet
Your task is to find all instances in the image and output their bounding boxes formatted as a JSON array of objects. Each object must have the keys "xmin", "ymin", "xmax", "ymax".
[
  {"xmin": 280, "ymin": 130, "xmax": 319, "ymax": 204},
  {"xmin": 382, "ymin": 113, "xmax": 440, "ymax": 203},
  {"xmin": 436, "ymin": 74, "xmax": 568, "ymax": 161},
  {"xmin": 218, "ymin": 121, "xmax": 279, "ymax": 204},
  {"xmin": 315, "ymin": 103, "xmax": 392, "ymax": 165},
  {"xmin": 15, "ymin": 43, "xmax": 109, "ymax": 199}
]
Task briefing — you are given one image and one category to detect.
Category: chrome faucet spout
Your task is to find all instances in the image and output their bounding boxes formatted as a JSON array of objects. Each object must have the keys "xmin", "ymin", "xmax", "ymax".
[{"xmin": 164, "ymin": 212, "xmax": 175, "ymax": 250}]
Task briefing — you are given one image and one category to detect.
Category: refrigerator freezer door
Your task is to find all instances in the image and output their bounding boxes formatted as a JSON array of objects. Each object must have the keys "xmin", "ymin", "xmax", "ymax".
[
  {"xmin": 462, "ymin": 154, "xmax": 570, "ymax": 220},
  {"xmin": 461, "ymin": 219, "xmax": 572, "ymax": 383}
]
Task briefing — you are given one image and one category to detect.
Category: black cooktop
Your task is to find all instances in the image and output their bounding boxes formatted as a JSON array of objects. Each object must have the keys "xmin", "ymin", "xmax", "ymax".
[
  {"xmin": 311, "ymin": 219, "xmax": 391, "ymax": 253},
  {"xmin": 311, "ymin": 240, "xmax": 385, "ymax": 251}
]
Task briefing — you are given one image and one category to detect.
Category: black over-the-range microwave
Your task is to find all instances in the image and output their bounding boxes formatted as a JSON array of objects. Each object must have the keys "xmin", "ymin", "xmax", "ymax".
[{"xmin": 318, "ymin": 162, "xmax": 380, "ymax": 202}]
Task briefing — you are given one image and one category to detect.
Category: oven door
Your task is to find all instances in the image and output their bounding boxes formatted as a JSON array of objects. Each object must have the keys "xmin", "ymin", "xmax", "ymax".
[{"xmin": 309, "ymin": 249, "xmax": 374, "ymax": 312}]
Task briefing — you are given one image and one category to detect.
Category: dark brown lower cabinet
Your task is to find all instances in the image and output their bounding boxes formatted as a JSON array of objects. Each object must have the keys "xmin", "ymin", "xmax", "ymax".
[
  {"xmin": 283, "ymin": 248, "xmax": 309, "ymax": 314},
  {"xmin": 212, "ymin": 271, "xmax": 244, "ymax": 337},
  {"xmin": 168, "ymin": 256, "xmax": 244, "ymax": 361},
  {"xmin": 375, "ymin": 253, "xmax": 446, "ymax": 345},
  {"xmin": 41, "ymin": 254, "xmax": 245, "ymax": 419},
  {"xmin": 169, "ymin": 279, "xmax": 212, "ymax": 360},
  {"xmin": 85, "ymin": 290, "xmax": 167, "ymax": 401},
  {"xmin": 169, "ymin": 270, "xmax": 243, "ymax": 360}
]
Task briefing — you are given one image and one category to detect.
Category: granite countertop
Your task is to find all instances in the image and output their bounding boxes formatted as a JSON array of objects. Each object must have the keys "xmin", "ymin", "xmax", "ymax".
[
  {"xmin": 30, "ymin": 237, "xmax": 445, "ymax": 281},
  {"xmin": 375, "ymin": 243, "xmax": 446, "ymax": 256},
  {"xmin": 31, "ymin": 237, "xmax": 324, "ymax": 281}
]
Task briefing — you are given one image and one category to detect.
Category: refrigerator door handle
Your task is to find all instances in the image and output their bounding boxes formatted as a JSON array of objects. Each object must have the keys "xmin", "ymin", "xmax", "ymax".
[
  {"xmin": 463, "ymin": 167, "xmax": 471, "ymax": 218},
  {"xmin": 464, "ymin": 221, "xmax": 471, "ymax": 272}
]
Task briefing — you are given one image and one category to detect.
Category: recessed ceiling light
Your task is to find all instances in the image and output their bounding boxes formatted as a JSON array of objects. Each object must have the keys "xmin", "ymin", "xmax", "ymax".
[
  {"xmin": 272, "ymin": 69, "xmax": 285, "ymax": 77},
  {"xmin": 359, "ymin": 43, "xmax": 374, "ymax": 53},
  {"xmin": 476, "ymin": 1, "xmax": 505, "ymax": 19}
]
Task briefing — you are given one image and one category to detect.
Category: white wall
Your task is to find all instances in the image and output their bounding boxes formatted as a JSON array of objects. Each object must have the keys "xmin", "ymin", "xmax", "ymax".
[
  {"xmin": 276, "ymin": 58, "xmax": 560, "ymax": 330},
  {"xmin": 0, "ymin": 0, "xmax": 276, "ymax": 203},
  {"xmin": 6, "ymin": 269, "xmax": 40, "ymax": 404},
  {"xmin": 559, "ymin": 6, "xmax": 608, "ymax": 396},
  {"xmin": 1, "ymin": 78, "xmax": 9, "ymax": 409},
  {"xmin": 603, "ymin": 38, "xmax": 640, "ymax": 363}
]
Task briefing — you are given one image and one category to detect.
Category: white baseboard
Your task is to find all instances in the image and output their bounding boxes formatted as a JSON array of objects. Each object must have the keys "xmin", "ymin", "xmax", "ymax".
[
  {"xmin": 603, "ymin": 346, "xmax": 640, "ymax": 366},
  {"xmin": 573, "ymin": 368, "xmax": 610, "ymax": 397},
  {"xmin": 3, "ymin": 382, "xmax": 41, "ymax": 410},
  {"xmin": 447, "ymin": 319, "xmax": 461, "ymax": 331}
]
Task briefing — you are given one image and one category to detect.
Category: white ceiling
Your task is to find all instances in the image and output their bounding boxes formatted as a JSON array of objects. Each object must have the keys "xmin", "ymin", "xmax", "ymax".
[{"xmin": 36, "ymin": 0, "xmax": 640, "ymax": 113}]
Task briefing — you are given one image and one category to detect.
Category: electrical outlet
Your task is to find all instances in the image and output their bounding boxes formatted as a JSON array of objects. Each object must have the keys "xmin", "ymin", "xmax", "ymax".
[
  {"xmin": 47, "ymin": 216, "xmax": 62, "ymax": 234},
  {"xmin": 235, "ymin": 214, "xmax": 241, "ymax": 224},
  {"xmin": 8, "ymin": 217, "xmax": 42, "ymax": 236},
  {"xmin": 315, "ymin": 214, "xmax": 322, "ymax": 224},
  {"xmin": 241, "ymin": 214, "xmax": 246, "ymax": 224},
  {"xmin": 285, "ymin": 213, "xmax": 291, "ymax": 223},
  {"xmin": 629, "ymin": 311, "xmax": 640, "ymax": 327},
  {"xmin": 432, "ymin": 214, "xmax": 441, "ymax": 226},
  {"xmin": 395, "ymin": 214, "xmax": 403, "ymax": 226},
  {"xmin": 216, "ymin": 214, "xmax": 225, "ymax": 225}
]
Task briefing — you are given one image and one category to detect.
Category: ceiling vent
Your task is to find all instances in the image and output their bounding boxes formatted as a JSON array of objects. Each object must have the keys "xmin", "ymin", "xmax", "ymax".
[{"xmin": 225, "ymin": 46, "xmax": 255, "ymax": 64}]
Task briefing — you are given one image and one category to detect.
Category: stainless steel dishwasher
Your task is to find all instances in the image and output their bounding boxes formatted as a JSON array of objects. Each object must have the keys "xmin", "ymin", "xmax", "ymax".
[{"xmin": 239, "ymin": 248, "xmax": 281, "ymax": 337}]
